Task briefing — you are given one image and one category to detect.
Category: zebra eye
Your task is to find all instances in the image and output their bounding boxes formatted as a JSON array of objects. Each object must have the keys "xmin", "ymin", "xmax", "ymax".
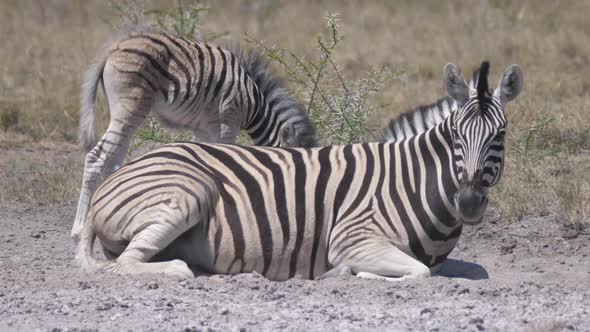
[{"xmin": 496, "ymin": 130, "xmax": 506, "ymax": 140}]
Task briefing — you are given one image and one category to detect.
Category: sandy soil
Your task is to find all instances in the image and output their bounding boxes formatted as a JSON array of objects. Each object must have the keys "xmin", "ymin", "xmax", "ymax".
[{"xmin": 0, "ymin": 202, "xmax": 589, "ymax": 332}]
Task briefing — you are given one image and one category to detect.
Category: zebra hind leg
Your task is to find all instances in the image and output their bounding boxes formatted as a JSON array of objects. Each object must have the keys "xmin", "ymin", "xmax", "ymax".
[
  {"xmin": 100, "ymin": 174, "xmax": 218, "ymax": 279},
  {"xmin": 72, "ymin": 73, "xmax": 154, "ymax": 243},
  {"xmin": 104, "ymin": 206, "xmax": 198, "ymax": 279},
  {"xmin": 71, "ymin": 126, "xmax": 135, "ymax": 243}
]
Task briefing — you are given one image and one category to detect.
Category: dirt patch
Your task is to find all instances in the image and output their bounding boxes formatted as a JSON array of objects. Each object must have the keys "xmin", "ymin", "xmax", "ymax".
[{"xmin": 0, "ymin": 204, "xmax": 588, "ymax": 331}]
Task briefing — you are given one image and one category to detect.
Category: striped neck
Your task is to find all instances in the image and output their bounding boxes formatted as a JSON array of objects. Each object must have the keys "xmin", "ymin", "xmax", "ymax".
[
  {"xmin": 243, "ymin": 97, "xmax": 282, "ymax": 146},
  {"xmin": 389, "ymin": 116, "xmax": 462, "ymax": 229}
]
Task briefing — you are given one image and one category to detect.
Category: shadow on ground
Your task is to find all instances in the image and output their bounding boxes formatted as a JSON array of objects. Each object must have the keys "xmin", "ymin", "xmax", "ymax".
[{"xmin": 437, "ymin": 258, "xmax": 489, "ymax": 280}]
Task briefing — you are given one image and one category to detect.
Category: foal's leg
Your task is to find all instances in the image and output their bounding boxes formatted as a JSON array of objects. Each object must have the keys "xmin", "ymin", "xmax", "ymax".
[{"xmin": 72, "ymin": 65, "xmax": 154, "ymax": 242}]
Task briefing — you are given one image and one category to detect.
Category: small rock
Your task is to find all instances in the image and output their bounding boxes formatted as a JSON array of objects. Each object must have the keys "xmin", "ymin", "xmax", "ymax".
[
  {"xmin": 420, "ymin": 308, "xmax": 433, "ymax": 315},
  {"xmin": 58, "ymin": 304, "xmax": 70, "ymax": 315},
  {"xmin": 96, "ymin": 302, "xmax": 112, "ymax": 311},
  {"xmin": 78, "ymin": 281, "xmax": 91, "ymax": 290},
  {"xmin": 500, "ymin": 243, "xmax": 516, "ymax": 255},
  {"xmin": 134, "ymin": 281, "xmax": 146, "ymax": 288},
  {"xmin": 469, "ymin": 317, "xmax": 484, "ymax": 325},
  {"xmin": 148, "ymin": 283, "xmax": 159, "ymax": 290},
  {"xmin": 209, "ymin": 275, "xmax": 226, "ymax": 282},
  {"xmin": 219, "ymin": 308, "xmax": 230, "ymax": 315},
  {"xmin": 115, "ymin": 298, "xmax": 129, "ymax": 308},
  {"xmin": 458, "ymin": 288, "xmax": 470, "ymax": 295}
]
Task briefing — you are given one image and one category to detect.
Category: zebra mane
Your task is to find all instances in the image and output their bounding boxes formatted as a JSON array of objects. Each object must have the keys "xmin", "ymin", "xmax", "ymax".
[
  {"xmin": 231, "ymin": 46, "xmax": 317, "ymax": 147},
  {"xmin": 475, "ymin": 61, "xmax": 492, "ymax": 110},
  {"xmin": 382, "ymin": 96, "xmax": 456, "ymax": 142}
]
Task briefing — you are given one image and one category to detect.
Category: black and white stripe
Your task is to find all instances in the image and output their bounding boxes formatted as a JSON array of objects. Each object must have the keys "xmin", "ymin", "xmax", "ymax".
[
  {"xmin": 77, "ymin": 61, "xmax": 523, "ymax": 281},
  {"xmin": 382, "ymin": 65, "xmax": 493, "ymax": 142},
  {"xmin": 72, "ymin": 28, "xmax": 316, "ymax": 242},
  {"xmin": 383, "ymin": 96, "xmax": 457, "ymax": 141}
]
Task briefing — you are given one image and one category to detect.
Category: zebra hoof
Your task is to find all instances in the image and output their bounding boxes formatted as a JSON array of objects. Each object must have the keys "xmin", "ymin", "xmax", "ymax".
[
  {"xmin": 165, "ymin": 260, "xmax": 195, "ymax": 279},
  {"xmin": 316, "ymin": 265, "xmax": 353, "ymax": 280}
]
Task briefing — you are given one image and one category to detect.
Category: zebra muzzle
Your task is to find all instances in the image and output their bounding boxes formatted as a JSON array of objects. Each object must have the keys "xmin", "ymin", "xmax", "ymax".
[
  {"xmin": 455, "ymin": 172, "xmax": 488, "ymax": 225},
  {"xmin": 455, "ymin": 187, "xmax": 488, "ymax": 225}
]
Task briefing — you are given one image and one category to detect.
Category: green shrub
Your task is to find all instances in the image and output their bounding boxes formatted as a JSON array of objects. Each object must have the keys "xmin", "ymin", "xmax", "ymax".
[{"xmin": 248, "ymin": 13, "xmax": 403, "ymax": 145}]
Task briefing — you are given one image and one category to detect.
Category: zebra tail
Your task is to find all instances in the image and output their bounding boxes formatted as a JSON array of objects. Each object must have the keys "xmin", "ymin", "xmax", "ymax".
[
  {"xmin": 79, "ymin": 55, "xmax": 106, "ymax": 152},
  {"xmin": 79, "ymin": 26, "xmax": 158, "ymax": 152}
]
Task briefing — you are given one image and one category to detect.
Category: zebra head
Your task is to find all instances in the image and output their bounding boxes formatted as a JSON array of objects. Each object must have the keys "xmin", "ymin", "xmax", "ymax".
[
  {"xmin": 443, "ymin": 61, "xmax": 523, "ymax": 225},
  {"xmin": 278, "ymin": 117, "xmax": 317, "ymax": 148}
]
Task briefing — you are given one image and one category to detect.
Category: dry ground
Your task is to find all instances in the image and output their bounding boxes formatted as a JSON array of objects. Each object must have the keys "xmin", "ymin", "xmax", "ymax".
[
  {"xmin": 1, "ymin": 190, "xmax": 589, "ymax": 331},
  {"xmin": 1, "ymin": 1, "xmax": 590, "ymax": 331}
]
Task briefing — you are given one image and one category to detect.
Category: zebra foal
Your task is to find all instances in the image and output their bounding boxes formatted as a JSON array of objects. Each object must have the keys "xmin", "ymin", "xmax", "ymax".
[
  {"xmin": 72, "ymin": 28, "xmax": 316, "ymax": 243},
  {"xmin": 77, "ymin": 61, "xmax": 523, "ymax": 281}
]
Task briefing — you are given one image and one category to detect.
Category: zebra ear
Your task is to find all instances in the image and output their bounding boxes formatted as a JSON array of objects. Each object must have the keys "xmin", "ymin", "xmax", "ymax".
[
  {"xmin": 443, "ymin": 63, "xmax": 469, "ymax": 106},
  {"xmin": 496, "ymin": 64, "xmax": 523, "ymax": 105}
]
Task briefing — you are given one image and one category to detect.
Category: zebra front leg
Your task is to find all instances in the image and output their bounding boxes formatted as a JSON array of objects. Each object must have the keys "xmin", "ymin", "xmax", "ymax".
[
  {"xmin": 329, "ymin": 239, "xmax": 432, "ymax": 282},
  {"xmin": 191, "ymin": 118, "xmax": 239, "ymax": 144},
  {"xmin": 206, "ymin": 105, "xmax": 241, "ymax": 144},
  {"xmin": 316, "ymin": 265, "xmax": 353, "ymax": 280}
]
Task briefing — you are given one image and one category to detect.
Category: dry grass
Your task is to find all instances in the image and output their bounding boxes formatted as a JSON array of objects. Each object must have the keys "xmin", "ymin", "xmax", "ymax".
[
  {"xmin": 0, "ymin": 141, "xmax": 82, "ymax": 204},
  {"xmin": 0, "ymin": 0, "xmax": 588, "ymax": 230}
]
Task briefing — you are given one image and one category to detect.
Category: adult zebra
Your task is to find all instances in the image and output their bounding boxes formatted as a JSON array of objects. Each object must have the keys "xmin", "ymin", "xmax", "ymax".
[
  {"xmin": 77, "ymin": 61, "xmax": 523, "ymax": 281},
  {"xmin": 72, "ymin": 28, "xmax": 316, "ymax": 243}
]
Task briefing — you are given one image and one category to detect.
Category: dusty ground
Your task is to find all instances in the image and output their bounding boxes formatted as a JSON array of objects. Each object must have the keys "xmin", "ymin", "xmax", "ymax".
[{"xmin": 1, "ymin": 201, "xmax": 589, "ymax": 331}]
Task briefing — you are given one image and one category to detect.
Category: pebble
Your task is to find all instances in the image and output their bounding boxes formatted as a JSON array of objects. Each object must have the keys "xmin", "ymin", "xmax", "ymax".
[{"xmin": 420, "ymin": 308, "xmax": 433, "ymax": 316}]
